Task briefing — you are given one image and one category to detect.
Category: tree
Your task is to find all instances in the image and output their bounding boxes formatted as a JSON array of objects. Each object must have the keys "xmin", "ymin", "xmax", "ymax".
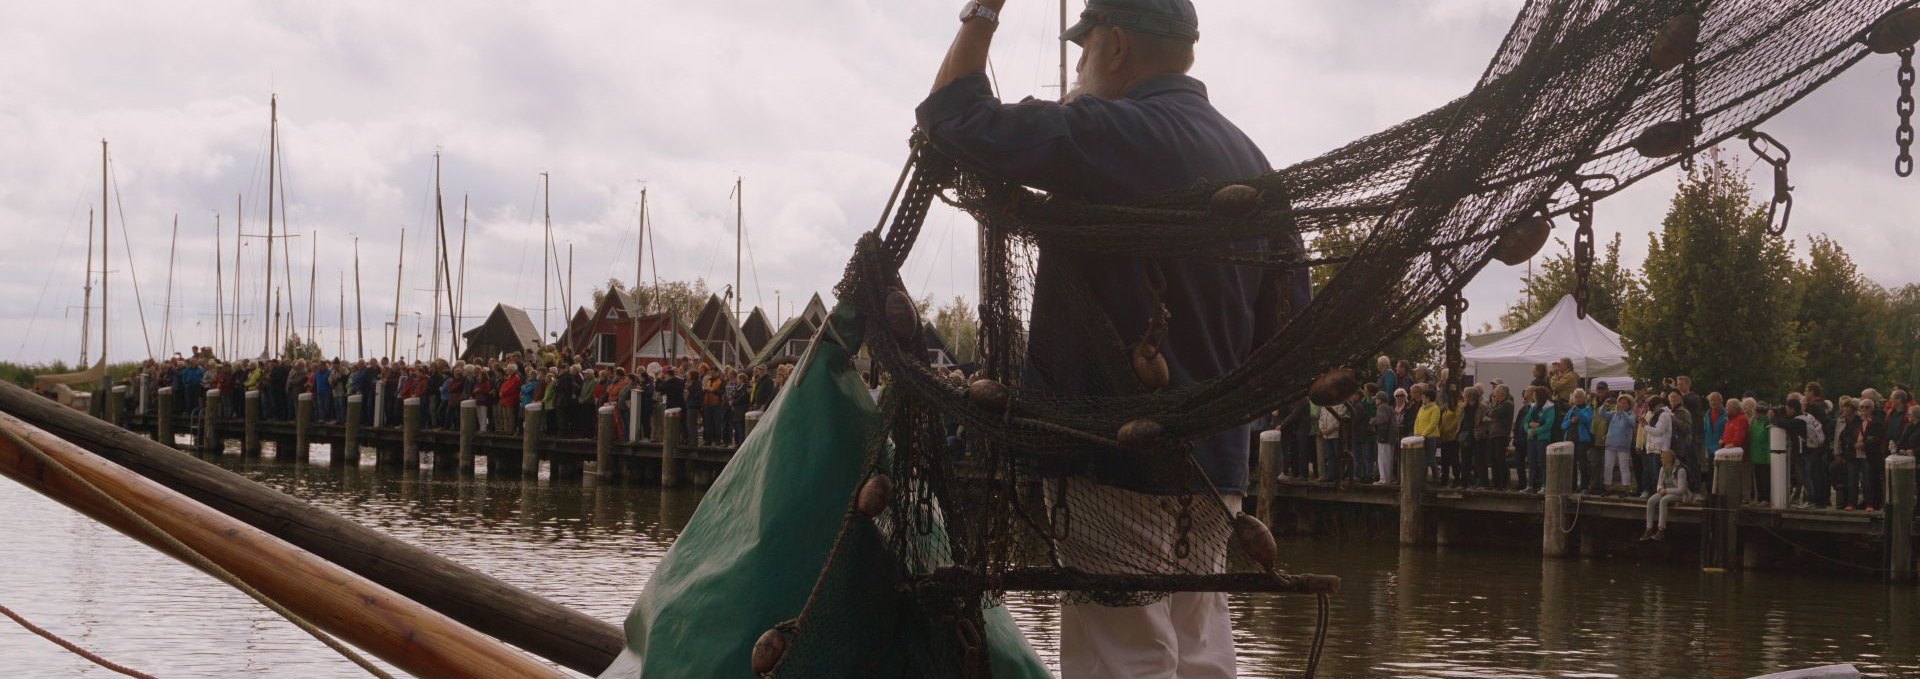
[
  {"xmin": 1792, "ymin": 235, "xmax": 1882, "ymax": 397},
  {"xmin": 1875, "ymin": 284, "xmax": 1920, "ymax": 389},
  {"xmin": 282, "ymin": 332, "xmax": 322, "ymax": 361},
  {"xmin": 1310, "ymin": 221, "xmax": 1444, "ymax": 374},
  {"xmin": 1620, "ymin": 158, "xmax": 1800, "ymax": 397},
  {"xmin": 1501, "ymin": 232, "xmax": 1641, "ymax": 331},
  {"xmin": 591, "ymin": 277, "xmax": 714, "ymax": 329},
  {"xmin": 930, "ymin": 295, "xmax": 979, "ymax": 364}
]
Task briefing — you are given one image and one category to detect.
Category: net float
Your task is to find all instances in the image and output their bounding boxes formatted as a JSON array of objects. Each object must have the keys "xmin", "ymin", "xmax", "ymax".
[
  {"xmin": 751, "ymin": 626, "xmax": 789, "ymax": 675},
  {"xmin": 1116, "ymin": 419, "xmax": 1165, "ymax": 452},
  {"xmin": 1493, "ymin": 216, "xmax": 1553, "ymax": 266},
  {"xmin": 1208, "ymin": 184, "xmax": 1263, "ymax": 218},
  {"xmin": 856, "ymin": 474, "xmax": 894, "ymax": 517},
  {"xmin": 1131, "ymin": 341, "xmax": 1170, "ymax": 391},
  {"xmin": 1307, "ymin": 368, "xmax": 1359, "ymax": 407},
  {"xmin": 1868, "ymin": 8, "xmax": 1920, "ymax": 54},
  {"xmin": 968, "ymin": 378, "xmax": 1010, "ymax": 411},
  {"xmin": 884, "ymin": 289, "xmax": 921, "ymax": 346},
  {"xmin": 1649, "ymin": 12, "xmax": 1700, "ymax": 71},
  {"xmin": 1631, "ymin": 120, "xmax": 1691, "ymax": 158},
  {"xmin": 1233, "ymin": 513, "xmax": 1279, "ymax": 570}
]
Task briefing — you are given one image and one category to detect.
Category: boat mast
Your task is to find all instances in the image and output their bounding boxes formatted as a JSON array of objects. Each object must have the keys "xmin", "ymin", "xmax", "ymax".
[
  {"xmin": 214, "ymin": 213, "xmax": 223, "ymax": 358},
  {"xmin": 231, "ymin": 195, "xmax": 242, "ymax": 357},
  {"xmin": 454, "ymin": 193, "xmax": 468, "ymax": 360},
  {"xmin": 632, "ymin": 185, "xmax": 645, "ymax": 368},
  {"xmin": 735, "ymin": 177, "xmax": 743, "ymax": 328},
  {"xmin": 1059, "ymin": 0, "xmax": 1069, "ymax": 94},
  {"xmin": 100, "ymin": 139, "xmax": 108, "ymax": 376},
  {"xmin": 353, "ymin": 236, "xmax": 365, "ymax": 359},
  {"xmin": 307, "ymin": 229, "xmax": 317, "ymax": 351},
  {"xmin": 265, "ymin": 94, "xmax": 277, "ymax": 357},
  {"xmin": 338, "ymin": 274, "xmax": 345, "ymax": 359},
  {"xmin": 162, "ymin": 215, "xmax": 178, "ymax": 357},
  {"xmin": 430, "ymin": 151, "xmax": 445, "ymax": 362},
  {"xmin": 390, "ymin": 228, "xmax": 405, "ymax": 360},
  {"xmin": 80, "ymin": 208, "xmax": 93, "ymax": 367},
  {"xmin": 541, "ymin": 172, "xmax": 551, "ymax": 343}
]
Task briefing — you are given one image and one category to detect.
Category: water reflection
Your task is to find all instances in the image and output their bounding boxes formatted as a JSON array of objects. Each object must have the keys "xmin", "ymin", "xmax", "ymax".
[{"xmin": 1, "ymin": 456, "xmax": 1916, "ymax": 677}]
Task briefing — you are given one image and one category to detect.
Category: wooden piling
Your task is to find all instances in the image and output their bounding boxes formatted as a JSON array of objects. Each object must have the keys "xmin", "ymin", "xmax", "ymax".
[
  {"xmin": 202, "ymin": 389, "xmax": 221, "ymax": 455},
  {"xmin": 458, "ymin": 399, "xmax": 477, "ymax": 476},
  {"xmin": 1257, "ymin": 429, "xmax": 1281, "ymax": 529},
  {"xmin": 343, "ymin": 394, "xmax": 362, "ymax": 466},
  {"xmin": 1542, "ymin": 441, "xmax": 1575, "ymax": 559},
  {"xmin": 628, "ymin": 388, "xmax": 643, "ymax": 444},
  {"xmin": 374, "ymin": 380, "xmax": 388, "ymax": 428},
  {"xmin": 1705, "ymin": 448, "xmax": 1744, "ymax": 572},
  {"xmin": 1398, "ymin": 436, "xmax": 1427, "ymax": 546},
  {"xmin": 243, "ymin": 390, "xmax": 261, "ymax": 457},
  {"xmin": 1889, "ymin": 455, "xmax": 1916, "ymax": 582},
  {"xmin": 155, "ymin": 387, "xmax": 173, "ymax": 446},
  {"xmin": 402, "ymin": 397, "xmax": 421, "ymax": 469},
  {"xmin": 591, "ymin": 405, "xmax": 613, "ymax": 487},
  {"xmin": 521, "ymin": 403, "xmax": 542, "ymax": 479},
  {"xmin": 106, "ymin": 385, "xmax": 126, "ymax": 428},
  {"xmin": 293, "ymin": 393, "xmax": 312, "ymax": 464},
  {"xmin": 662, "ymin": 408, "xmax": 682, "ymax": 489},
  {"xmin": 745, "ymin": 410, "xmax": 763, "ymax": 439}
]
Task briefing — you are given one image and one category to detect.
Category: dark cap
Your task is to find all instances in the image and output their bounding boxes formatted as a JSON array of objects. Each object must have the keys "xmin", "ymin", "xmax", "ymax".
[{"xmin": 1062, "ymin": 0, "xmax": 1199, "ymax": 45}]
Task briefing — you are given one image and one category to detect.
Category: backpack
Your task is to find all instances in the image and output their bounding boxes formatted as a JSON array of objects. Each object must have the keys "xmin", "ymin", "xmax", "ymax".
[{"xmin": 1798, "ymin": 413, "xmax": 1826, "ymax": 449}]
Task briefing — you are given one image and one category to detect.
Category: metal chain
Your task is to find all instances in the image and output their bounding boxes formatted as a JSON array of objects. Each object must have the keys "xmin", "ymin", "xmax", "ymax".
[
  {"xmin": 1444, "ymin": 293, "xmax": 1468, "ymax": 390},
  {"xmin": 1680, "ymin": 1, "xmax": 1700, "ymax": 172},
  {"xmin": 1740, "ymin": 129, "xmax": 1794, "ymax": 236},
  {"xmin": 1898, "ymin": 47, "xmax": 1915, "ymax": 177},
  {"xmin": 1171, "ymin": 493, "xmax": 1194, "ymax": 561},
  {"xmin": 1571, "ymin": 201, "xmax": 1595, "ymax": 320}
]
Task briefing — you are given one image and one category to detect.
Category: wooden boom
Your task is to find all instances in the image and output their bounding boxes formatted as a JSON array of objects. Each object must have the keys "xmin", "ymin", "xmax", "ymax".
[
  {"xmin": 0, "ymin": 381, "xmax": 624, "ymax": 675},
  {"xmin": 0, "ymin": 412, "xmax": 570, "ymax": 679}
]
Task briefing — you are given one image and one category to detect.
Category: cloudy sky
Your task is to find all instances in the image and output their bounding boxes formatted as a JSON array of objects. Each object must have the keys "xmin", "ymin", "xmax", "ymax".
[{"xmin": 3, "ymin": 0, "xmax": 1915, "ymax": 365}]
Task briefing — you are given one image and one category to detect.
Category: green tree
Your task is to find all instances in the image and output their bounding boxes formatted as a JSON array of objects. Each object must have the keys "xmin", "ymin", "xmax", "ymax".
[
  {"xmin": 1501, "ymin": 232, "xmax": 1641, "ymax": 331},
  {"xmin": 1310, "ymin": 221, "xmax": 1442, "ymax": 373},
  {"xmin": 282, "ymin": 332, "xmax": 322, "ymax": 360},
  {"xmin": 1792, "ymin": 235, "xmax": 1883, "ymax": 396},
  {"xmin": 1875, "ymin": 284, "xmax": 1920, "ymax": 389},
  {"xmin": 1620, "ymin": 158, "xmax": 1800, "ymax": 396},
  {"xmin": 592, "ymin": 277, "xmax": 714, "ymax": 329},
  {"xmin": 930, "ymin": 295, "xmax": 979, "ymax": 364}
]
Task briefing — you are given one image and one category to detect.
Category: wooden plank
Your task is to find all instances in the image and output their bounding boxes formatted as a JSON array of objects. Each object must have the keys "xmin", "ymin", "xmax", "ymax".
[
  {"xmin": 0, "ymin": 380, "xmax": 623, "ymax": 675},
  {"xmin": 0, "ymin": 413, "xmax": 569, "ymax": 679}
]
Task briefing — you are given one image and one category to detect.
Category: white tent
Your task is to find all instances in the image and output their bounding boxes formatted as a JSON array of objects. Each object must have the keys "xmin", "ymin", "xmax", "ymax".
[{"xmin": 1464, "ymin": 295, "xmax": 1631, "ymax": 390}]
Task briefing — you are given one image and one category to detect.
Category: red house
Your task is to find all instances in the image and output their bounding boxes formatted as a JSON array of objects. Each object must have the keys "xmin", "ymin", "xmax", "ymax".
[{"xmin": 564, "ymin": 291, "xmax": 718, "ymax": 372}]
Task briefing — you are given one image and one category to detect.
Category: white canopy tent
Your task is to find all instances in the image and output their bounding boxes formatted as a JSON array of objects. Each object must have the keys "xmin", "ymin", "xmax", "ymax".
[{"xmin": 1464, "ymin": 295, "xmax": 1632, "ymax": 390}]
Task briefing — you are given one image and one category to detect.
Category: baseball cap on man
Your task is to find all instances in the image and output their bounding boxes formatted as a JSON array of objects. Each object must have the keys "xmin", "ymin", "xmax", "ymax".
[{"xmin": 1061, "ymin": 0, "xmax": 1200, "ymax": 44}]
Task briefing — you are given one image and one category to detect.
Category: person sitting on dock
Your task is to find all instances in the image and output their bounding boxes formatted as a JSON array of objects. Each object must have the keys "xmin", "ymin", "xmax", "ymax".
[{"xmin": 1641, "ymin": 448, "xmax": 1690, "ymax": 541}]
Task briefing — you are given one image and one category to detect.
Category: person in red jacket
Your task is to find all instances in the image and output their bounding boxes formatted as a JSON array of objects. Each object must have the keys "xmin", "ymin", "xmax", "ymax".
[{"xmin": 497, "ymin": 367, "xmax": 523, "ymax": 435}]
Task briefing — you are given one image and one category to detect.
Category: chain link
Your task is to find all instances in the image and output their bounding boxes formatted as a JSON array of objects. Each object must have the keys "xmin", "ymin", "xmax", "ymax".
[
  {"xmin": 1172, "ymin": 493, "xmax": 1194, "ymax": 561},
  {"xmin": 1571, "ymin": 203, "xmax": 1596, "ymax": 320},
  {"xmin": 1680, "ymin": 2, "xmax": 1700, "ymax": 172},
  {"xmin": 1740, "ymin": 129, "xmax": 1794, "ymax": 235},
  {"xmin": 1898, "ymin": 48, "xmax": 1915, "ymax": 177},
  {"xmin": 1444, "ymin": 294, "xmax": 1468, "ymax": 391}
]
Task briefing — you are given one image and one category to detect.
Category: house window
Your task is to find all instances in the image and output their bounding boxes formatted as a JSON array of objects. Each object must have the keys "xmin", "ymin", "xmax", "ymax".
[{"xmin": 596, "ymin": 333, "xmax": 617, "ymax": 365}]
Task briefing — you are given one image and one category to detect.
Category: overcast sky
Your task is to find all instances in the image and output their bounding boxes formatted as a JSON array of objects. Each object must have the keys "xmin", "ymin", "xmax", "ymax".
[{"xmin": 4, "ymin": 0, "xmax": 1915, "ymax": 365}]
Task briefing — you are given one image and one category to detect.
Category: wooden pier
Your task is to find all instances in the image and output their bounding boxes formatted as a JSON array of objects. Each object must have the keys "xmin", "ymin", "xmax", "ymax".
[
  {"xmin": 126, "ymin": 390, "xmax": 742, "ymax": 488},
  {"xmin": 1260, "ymin": 438, "xmax": 1918, "ymax": 581}
]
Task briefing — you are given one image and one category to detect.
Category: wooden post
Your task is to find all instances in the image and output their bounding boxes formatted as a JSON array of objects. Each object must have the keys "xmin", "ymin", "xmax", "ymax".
[
  {"xmin": 521, "ymin": 403, "xmax": 542, "ymax": 479},
  {"xmin": 106, "ymin": 385, "xmax": 126, "ymax": 428},
  {"xmin": 402, "ymin": 397, "xmax": 422, "ymax": 469},
  {"xmin": 374, "ymin": 379, "xmax": 388, "ymax": 428},
  {"xmin": 1889, "ymin": 455, "xmax": 1916, "ymax": 583},
  {"xmin": 652, "ymin": 394, "xmax": 665, "ymax": 442},
  {"xmin": 343, "ymin": 394, "xmax": 362, "ymax": 466},
  {"xmin": 0, "ymin": 414, "xmax": 572, "ymax": 679},
  {"xmin": 155, "ymin": 387, "xmax": 173, "ymax": 446},
  {"xmin": 293, "ymin": 393, "xmax": 312, "ymax": 465},
  {"xmin": 202, "ymin": 389, "xmax": 222, "ymax": 455},
  {"xmin": 1770, "ymin": 424, "xmax": 1789, "ymax": 510},
  {"xmin": 243, "ymin": 390, "xmax": 261, "ymax": 457},
  {"xmin": 591, "ymin": 405, "xmax": 613, "ymax": 487},
  {"xmin": 0, "ymin": 387, "xmax": 621, "ymax": 676},
  {"xmin": 1257, "ymin": 429, "xmax": 1281, "ymax": 529},
  {"xmin": 1704, "ymin": 449, "xmax": 1745, "ymax": 572},
  {"xmin": 662, "ymin": 408, "xmax": 682, "ymax": 488},
  {"xmin": 1398, "ymin": 436, "xmax": 1427, "ymax": 546},
  {"xmin": 458, "ymin": 399, "xmax": 477, "ymax": 476},
  {"xmin": 628, "ymin": 387, "xmax": 643, "ymax": 444},
  {"xmin": 1543, "ymin": 441, "xmax": 1575, "ymax": 559},
  {"xmin": 137, "ymin": 373, "xmax": 150, "ymax": 415}
]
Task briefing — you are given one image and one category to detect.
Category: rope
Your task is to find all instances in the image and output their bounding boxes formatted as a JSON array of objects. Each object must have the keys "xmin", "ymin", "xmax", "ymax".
[
  {"xmin": 0, "ymin": 424, "xmax": 397, "ymax": 679},
  {"xmin": 1559, "ymin": 492, "xmax": 1585, "ymax": 533},
  {"xmin": 1759, "ymin": 526, "xmax": 1891, "ymax": 573},
  {"xmin": 1303, "ymin": 592, "xmax": 1330, "ymax": 679},
  {"xmin": 0, "ymin": 603, "xmax": 158, "ymax": 679}
]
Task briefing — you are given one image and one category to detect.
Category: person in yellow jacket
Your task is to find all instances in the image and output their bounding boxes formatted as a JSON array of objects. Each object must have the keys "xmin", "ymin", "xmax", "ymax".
[{"xmin": 1426, "ymin": 389, "xmax": 1464, "ymax": 486}]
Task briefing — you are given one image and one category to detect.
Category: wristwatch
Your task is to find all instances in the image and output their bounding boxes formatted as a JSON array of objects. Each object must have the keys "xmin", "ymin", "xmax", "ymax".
[{"xmin": 958, "ymin": 1, "xmax": 1000, "ymax": 25}]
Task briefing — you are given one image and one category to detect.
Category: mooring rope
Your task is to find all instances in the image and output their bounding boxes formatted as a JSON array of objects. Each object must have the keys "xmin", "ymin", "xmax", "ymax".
[
  {"xmin": 0, "ymin": 424, "xmax": 397, "ymax": 679},
  {"xmin": 1303, "ymin": 592, "xmax": 1331, "ymax": 678},
  {"xmin": 0, "ymin": 603, "xmax": 158, "ymax": 679}
]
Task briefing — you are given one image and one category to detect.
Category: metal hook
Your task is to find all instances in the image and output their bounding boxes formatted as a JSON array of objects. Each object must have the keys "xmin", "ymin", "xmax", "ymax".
[{"xmin": 1738, "ymin": 129, "xmax": 1794, "ymax": 235}]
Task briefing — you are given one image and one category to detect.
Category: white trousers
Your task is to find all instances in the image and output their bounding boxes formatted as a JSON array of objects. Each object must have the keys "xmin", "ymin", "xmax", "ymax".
[
  {"xmin": 1605, "ymin": 447, "xmax": 1631, "ymax": 486},
  {"xmin": 1376, "ymin": 443, "xmax": 1397, "ymax": 484},
  {"xmin": 1057, "ymin": 483, "xmax": 1239, "ymax": 679}
]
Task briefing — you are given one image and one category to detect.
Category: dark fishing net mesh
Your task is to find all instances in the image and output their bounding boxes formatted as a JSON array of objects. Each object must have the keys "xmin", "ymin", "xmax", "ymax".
[{"xmin": 773, "ymin": 1, "xmax": 1918, "ymax": 676}]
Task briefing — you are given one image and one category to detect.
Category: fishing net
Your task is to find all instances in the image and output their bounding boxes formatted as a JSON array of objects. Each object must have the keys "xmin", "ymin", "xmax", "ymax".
[{"xmin": 619, "ymin": 1, "xmax": 1920, "ymax": 678}]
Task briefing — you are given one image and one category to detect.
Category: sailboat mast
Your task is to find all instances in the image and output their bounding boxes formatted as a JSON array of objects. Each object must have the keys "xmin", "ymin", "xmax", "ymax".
[
  {"xmin": 431, "ymin": 152, "xmax": 445, "ymax": 362},
  {"xmin": 338, "ymin": 274, "xmax": 345, "ymax": 359},
  {"xmin": 390, "ymin": 228, "xmax": 405, "ymax": 360},
  {"xmin": 353, "ymin": 237, "xmax": 365, "ymax": 359},
  {"xmin": 735, "ymin": 177, "xmax": 743, "ymax": 325},
  {"xmin": 81, "ymin": 208, "xmax": 94, "ymax": 367},
  {"xmin": 100, "ymin": 139, "xmax": 109, "ymax": 373},
  {"xmin": 264, "ymin": 94, "xmax": 278, "ymax": 357},
  {"xmin": 162, "ymin": 216, "xmax": 178, "ymax": 358},
  {"xmin": 1059, "ymin": 0, "xmax": 1069, "ymax": 93},
  {"xmin": 232, "ymin": 195, "xmax": 243, "ymax": 356},
  {"xmin": 454, "ymin": 193, "xmax": 468, "ymax": 360},
  {"xmin": 214, "ymin": 214, "xmax": 223, "ymax": 358},
  {"xmin": 307, "ymin": 230, "xmax": 317, "ymax": 350},
  {"xmin": 541, "ymin": 172, "xmax": 551, "ymax": 342},
  {"xmin": 636, "ymin": 186, "xmax": 646, "ymax": 311}
]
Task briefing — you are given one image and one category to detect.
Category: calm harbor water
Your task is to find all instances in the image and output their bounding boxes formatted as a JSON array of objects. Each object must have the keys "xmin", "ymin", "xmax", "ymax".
[{"xmin": 2, "ymin": 448, "xmax": 1916, "ymax": 677}]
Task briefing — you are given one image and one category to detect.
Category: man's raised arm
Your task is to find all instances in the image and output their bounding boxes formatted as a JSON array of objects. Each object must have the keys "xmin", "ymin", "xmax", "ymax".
[{"xmin": 932, "ymin": 1, "xmax": 1006, "ymax": 92}]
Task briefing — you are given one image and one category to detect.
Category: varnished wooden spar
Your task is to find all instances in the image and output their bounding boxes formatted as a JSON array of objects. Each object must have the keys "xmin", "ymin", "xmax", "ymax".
[
  {"xmin": 0, "ymin": 380, "xmax": 624, "ymax": 675},
  {"xmin": 0, "ymin": 413, "xmax": 570, "ymax": 679}
]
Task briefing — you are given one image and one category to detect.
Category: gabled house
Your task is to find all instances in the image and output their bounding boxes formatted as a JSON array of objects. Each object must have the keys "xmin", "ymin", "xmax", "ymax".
[
  {"xmin": 690, "ymin": 294, "xmax": 753, "ymax": 366},
  {"xmin": 741, "ymin": 307, "xmax": 774, "ymax": 357},
  {"xmin": 752, "ymin": 293, "xmax": 831, "ymax": 366},
  {"xmin": 461, "ymin": 304, "xmax": 541, "ymax": 361},
  {"xmin": 563, "ymin": 291, "xmax": 716, "ymax": 372}
]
